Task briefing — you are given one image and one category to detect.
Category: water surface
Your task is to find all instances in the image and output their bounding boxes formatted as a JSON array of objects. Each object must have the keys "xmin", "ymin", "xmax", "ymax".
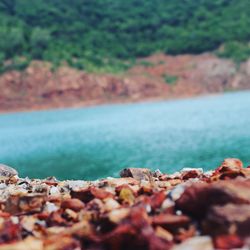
[{"xmin": 0, "ymin": 91, "xmax": 250, "ymax": 180}]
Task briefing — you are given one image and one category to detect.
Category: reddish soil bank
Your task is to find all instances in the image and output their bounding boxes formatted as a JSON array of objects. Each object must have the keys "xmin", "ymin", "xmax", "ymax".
[
  {"xmin": 0, "ymin": 53, "xmax": 250, "ymax": 112},
  {"xmin": 0, "ymin": 158, "xmax": 249, "ymax": 249}
]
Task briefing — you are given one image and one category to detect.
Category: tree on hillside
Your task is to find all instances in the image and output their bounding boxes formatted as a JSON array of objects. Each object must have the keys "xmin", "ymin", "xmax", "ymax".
[{"xmin": 0, "ymin": 0, "xmax": 16, "ymax": 15}]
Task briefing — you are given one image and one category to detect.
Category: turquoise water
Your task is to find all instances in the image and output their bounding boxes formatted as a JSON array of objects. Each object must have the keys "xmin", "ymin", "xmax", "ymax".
[{"xmin": 0, "ymin": 91, "xmax": 250, "ymax": 180}]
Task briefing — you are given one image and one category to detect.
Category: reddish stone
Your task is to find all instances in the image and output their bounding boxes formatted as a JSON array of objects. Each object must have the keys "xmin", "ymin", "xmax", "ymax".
[
  {"xmin": 120, "ymin": 168, "xmax": 152, "ymax": 181},
  {"xmin": 181, "ymin": 170, "xmax": 200, "ymax": 180},
  {"xmin": 61, "ymin": 198, "xmax": 85, "ymax": 212},
  {"xmin": 0, "ymin": 220, "xmax": 21, "ymax": 244},
  {"xmin": 213, "ymin": 235, "xmax": 244, "ymax": 249},
  {"xmin": 4, "ymin": 194, "xmax": 46, "ymax": 215},
  {"xmin": 47, "ymin": 211, "xmax": 67, "ymax": 226},
  {"xmin": 71, "ymin": 187, "xmax": 113, "ymax": 203},
  {"xmin": 176, "ymin": 179, "xmax": 250, "ymax": 218},
  {"xmin": 203, "ymin": 204, "xmax": 250, "ymax": 236},
  {"xmin": 149, "ymin": 191, "xmax": 166, "ymax": 210},
  {"xmin": 152, "ymin": 214, "xmax": 191, "ymax": 231},
  {"xmin": 212, "ymin": 158, "xmax": 245, "ymax": 180}
]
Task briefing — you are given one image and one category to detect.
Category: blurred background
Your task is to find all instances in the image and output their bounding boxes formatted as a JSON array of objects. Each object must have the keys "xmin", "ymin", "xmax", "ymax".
[{"xmin": 0, "ymin": 0, "xmax": 250, "ymax": 179}]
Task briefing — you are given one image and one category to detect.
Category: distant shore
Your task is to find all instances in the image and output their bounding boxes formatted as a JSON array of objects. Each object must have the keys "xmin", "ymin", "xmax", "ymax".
[
  {"xmin": 0, "ymin": 91, "xmax": 223, "ymax": 114},
  {"xmin": 0, "ymin": 53, "xmax": 249, "ymax": 114}
]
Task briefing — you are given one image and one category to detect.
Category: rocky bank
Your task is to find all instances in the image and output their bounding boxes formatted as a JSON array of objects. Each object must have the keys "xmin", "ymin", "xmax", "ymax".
[
  {"xmin": 0, "ymin": 158, "xmax": 249, "ymax": 249},
  {"xmin": 0, "ymin": 53, "xmax": 250, "ymax": 112}
]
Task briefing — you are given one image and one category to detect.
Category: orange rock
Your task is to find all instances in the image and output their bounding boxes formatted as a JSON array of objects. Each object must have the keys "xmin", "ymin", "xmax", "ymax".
[
  {"xmin": 61, "ymin": 198, "xmax": 85, "ymax": 212},
  {"xmin": 213, "ymin": 235, "xmax": 244, "ymax": 249}
]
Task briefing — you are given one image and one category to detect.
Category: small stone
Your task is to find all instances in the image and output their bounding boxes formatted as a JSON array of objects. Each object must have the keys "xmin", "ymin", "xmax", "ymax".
[
  {"xmin": 203, "ymin": 204, "xmax": 250, "ymax": 236},
  {"xmin": 172, "ymin": 236, "xmax": 213, "ymax": 250},
  {"xmin": 176, "ymin": 179, "xmax": 250, "ymax": 218},
  {"xmin": 5, "ymin": 193, "xmax": 46, "ymax": 214},
  {"xmin": 44, "ymin": 202, "xmax": 59, "ymax": 213},
  {"xmin": 61, "ymin": 198, "xmax": 85, "ymax": 212},
  {"xmin": 221, "ymin": 158, "xmax": 243, "ymax": 170},
  {"xmin": 213, "ymin": 235, "xmax": 244, "ymax": 249},
  {"xmin": 119, "ymin": 187, "xmax": 135, "ymax": 205},
  {"xmin": 161, "ymin": 199, "xmax": 175, "ymax": 210},
  {"xmin": 0, "ymin": 183, "xmax": 7, "ymax": 189},
  {"xmin": 64, "ymin": 180, "xmax": 89, "ymax": 190},
  {"xmin": 108, "ymin": 208, "xmax": 130, "ymax": 224},
  {"xmin": 103, "ymin": 198, "xmax": 120, "ymax": 212},
  {"xmin": 153, "ymin": 169, "xmax": 163, "ymax": 178},
  {"xmin": 180, "ymin": 168, "xmax": 203, "ymax": 180},
  {"xmin": 49, "ymin": 186, "xmax": 60, "ymax": 196},
  {"xmin": 64, "ymin": 208, "xmax": 78, "ymax": 220},
  {"xmin": 120, "ymin": 168, "xmax": 152, "ymax": 181},
  {"xmin": 168, "ymin": 184, "xmax": 186, "ymax": 201},
  {"xmin": 212, "ymin": 158, "xmax": 246, "ymax": 180},
  {"xmin": 152, "ymin": 214, "xmax": 191, "ymax": 231},
  {"xmin": 0, "ymin": 164, "xmax": 18, "ymax": 178},
  {"xmin": 155, "ymin": 226, "xmax": 174, "ymax": 241}
]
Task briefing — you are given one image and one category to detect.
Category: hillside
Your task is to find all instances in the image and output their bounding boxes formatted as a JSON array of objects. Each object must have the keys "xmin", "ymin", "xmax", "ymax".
[
  {"xmin": 0, "ymin": 0, "xmax": 250, "ymax": 112},
  {"xmin": 1, "ymin": 53, "xmax": 250, "ymax": 112},
  {"xmin": 0, "ymin": 0, "xmax": 250, "ymax": 72}
]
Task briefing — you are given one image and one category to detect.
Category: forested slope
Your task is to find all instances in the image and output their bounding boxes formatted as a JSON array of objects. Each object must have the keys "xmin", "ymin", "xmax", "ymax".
[{"xmin": 0, "ymin": 0, "xmax": 250, "ymax": 72}]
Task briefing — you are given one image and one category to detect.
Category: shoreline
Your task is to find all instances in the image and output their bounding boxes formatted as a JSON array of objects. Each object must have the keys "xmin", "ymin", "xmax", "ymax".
[
  {"xmin": 0, "ymin": 90, "xmax": 240, "ymax": 115},
  {"xmin": 1, "ymin": 53, "xmax": 249, "ymax": 115},
  {"xmin": 0, "ymin": 158, "xmax": 249, "ymax": 249}
]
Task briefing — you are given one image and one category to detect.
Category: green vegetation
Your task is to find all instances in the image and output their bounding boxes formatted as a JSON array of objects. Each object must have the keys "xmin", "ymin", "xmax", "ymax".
[
  {"xmin": 0, "ymin": 0, "xmax": 250, "ymax": 73},
  {"xmin": 217, "ymin": 41, "xmax": 250, "ymax": 64},
  {"xmin": 138, "ymin": 61, "xmax": 156, "ymax": 68},
  {"xmin": 163, "ymin": 74, "xmax": 178, "ymax": 85}
]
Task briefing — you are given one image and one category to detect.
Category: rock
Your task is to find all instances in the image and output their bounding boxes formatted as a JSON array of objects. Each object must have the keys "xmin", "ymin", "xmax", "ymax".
[
  {"xmin": 103, "ymin": 198, "xmax": 120, "ymax": 212},
  {"xmin": 1, "ymin": 160, "xmax": 250, "ymax": 248},
  {"xmin": 180, "ymin": 168, "xmax": 203, "ymax": 180},
  {"xmin": 4, "ymin": 193, "xmax": 46, "ymax": 214},
  {"xmin": 176, "ymin": 179, "xmax": 250, "ymax": 218},
  {"xmin": 118, "ymin": 187, "xmax": 135, "ymax": 205},
  {"xmin": 203, "ymin": 204, "xmax": 250, "ymax": 236},
  {"xmin": 153, "ymin": 169, "xmax": 163, "ymax": 178},
  {"xmin": 108, "ymin": 208, "xmax": 130, "ymax": 224},
  {"xmin": 70, "ymin": 187, "xmax": 113, "ymax": 203},
  {"xmin": 0, "ymin": 237, "xmax": 43, "ymax": 250},
  {"xmin": 64, "ymin": 208, "xmax": 78, "ymax": 220},
  {"xmin": 152, "ymin": 214, "xmax": 191, "ymax": 232},
  {"xmin": 20, "ymin": 216, "xmax": 37, "ymax": 233},
  {"xmin": 155, "ymin": 226, "xmax": 174, "ymax": 241},
  {"xmin": 44, "ymin": 236, "xmax": 81, "ymax": 250},
  {"xmin": 148, "ymin": 191, "xmax": 166, "ymax": 210},
  {"xmin": 0, "ymin": 220, "xmax": 21, "ymax": 244},
  {"xmin": 221, "ymin": 158, "xmax": 243, "ymax": 169},
  {"xmin": 120, "ymin": 168, "xmax": 152, "ymax": 181},
  {"xmin": 44, "ymin": 202, "xmax": 59, "ymax": 213},
  {"xmin": 213, "ymin": 235, "xmax": 244, "ymax": 249},
  {"xmin": 212, "ymin": 158, "xmax": 246, "ymax": 180},
  {"xmin": 61, "ymin": 198, "xmax": 85, "ymax": 212},
  {"xmin": 172, "ymin": 236, "xmax": 214, "ymax": 250},
  {"xmin": 64, "ymin": 180, "xmax": 89, "ymax": 190},
  {"xmin": 0, "ymin": 164, "xmax": 18, "ymax": 178},
  {"xmin": 161, "ymin": 199, "xmax": 175, "ymax": 211},
  {"xmin": 49, "ymin": 186, "xmax": 60, "ymax": 196},
  {"xmin": 168, "ymin": 184, "xmax": 186, "ymax": 201}
]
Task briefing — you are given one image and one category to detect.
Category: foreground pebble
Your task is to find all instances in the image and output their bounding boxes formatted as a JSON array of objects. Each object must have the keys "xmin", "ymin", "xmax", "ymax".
[
  {"xmin": 0, "ymin": 164, "xmax": 18, "ymax": 179},
  {"xmin": 0, "ymin": 158, "xmax": 249, "ymax": 249}
]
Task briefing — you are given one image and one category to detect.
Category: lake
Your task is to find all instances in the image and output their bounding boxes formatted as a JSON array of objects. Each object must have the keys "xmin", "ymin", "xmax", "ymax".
[{"xmin": 0, "ymin": 91, "xmax": 250, "ymax": 180}]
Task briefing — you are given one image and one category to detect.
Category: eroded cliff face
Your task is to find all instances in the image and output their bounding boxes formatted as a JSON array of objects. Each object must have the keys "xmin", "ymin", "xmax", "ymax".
[{"xmin": 0, "ymin": 53, "xmax": 250, "ymax": 112}]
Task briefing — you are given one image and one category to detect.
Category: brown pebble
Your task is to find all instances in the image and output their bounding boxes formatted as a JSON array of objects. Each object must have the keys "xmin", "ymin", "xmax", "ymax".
[{"xmin": 0, "ymin": 164, "xmax": 18, "ymax": 178}]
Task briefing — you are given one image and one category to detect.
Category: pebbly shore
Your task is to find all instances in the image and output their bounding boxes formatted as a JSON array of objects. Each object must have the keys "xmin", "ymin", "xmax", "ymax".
[{"xmin": 0, "ymin": 158, "xmax": 249, "ymax": 249}]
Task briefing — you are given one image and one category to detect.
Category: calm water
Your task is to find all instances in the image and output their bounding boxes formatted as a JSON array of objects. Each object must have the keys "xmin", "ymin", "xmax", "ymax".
[{"xmin": 0, "ymin": 91, "xmax": 250, "ymax": 180}]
